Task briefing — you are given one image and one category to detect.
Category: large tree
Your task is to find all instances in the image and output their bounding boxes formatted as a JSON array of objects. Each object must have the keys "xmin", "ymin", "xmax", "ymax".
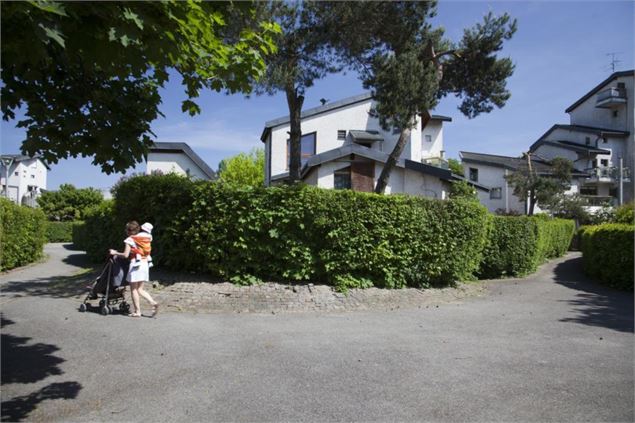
[
  {"xmin": 506, "ymin": 156, "xmax": 573, "ymax": 215},
  {"xmin": 318, "ymin": 1, "xmax": 517, "ymax": 193},
  {"xmin": 1, "ymin": 1, "xmax": 278, "ymax": 173},
  {"xmin": 37, "ymin": 183, "xmax": 103, "ymax": 221},
  {"xmin": 217, "ymin": 148, "xmax": 265, "ymax": 188},
  {"xmin": 253, "ymin": 1, "xmax": 339, "ymax": 182}
]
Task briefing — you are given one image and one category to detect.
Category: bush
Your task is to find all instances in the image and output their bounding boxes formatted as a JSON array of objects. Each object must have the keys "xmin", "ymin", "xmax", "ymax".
[
  {"xmin": 72, "ymin": 201, "xmax": 119, "ymax": 262},
  {"xmin": 76, "ymin": 174, "xmax": 199, "ymax": 266},
  {"xmin": 0, "ymin": 198, "xmax": 47, "ymax": 271},
  {"xmin": 479, "ymin": 215, "xmax": 575, "ymax": 278},
  {"xmin": 46, "ymin": 221, "xmax": 80, "ymax": 242},
  {"xmin": 580, "ymin": 223, "xmax": 634, "ymax": 290},
  {"xmin": 184, "ymin": 184, "xmax": 491, "ymax": 289},
  {"xmin": 37, "ymin": 184, "xmax": 103, "ymax": 221},
  {"xmin": 614, "ymin": 202, "xmax": 634, "ymax": 225}
]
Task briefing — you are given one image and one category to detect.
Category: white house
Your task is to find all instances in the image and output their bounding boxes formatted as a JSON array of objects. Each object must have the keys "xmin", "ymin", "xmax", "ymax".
[
  {"xmin": 530, "ymin": 70, "xmax": 634, "ymax": 205},
  {"xmin": 0, "ymin": 154, "xmax": 49, "ymax": 207},
  {"xmin": 461, "ymin": 70, "xmax": 634, "ymax": 214},
  {"xmin": 146, "ymin": 142, "xmax": 216, "ymax": 180},
  {"xmin": 261, "ymin": 92, "xmax": 485, "ymax": 199},
  {"xmin": 460, "ymin": 151, "xmax": 587, "ymax": 214}
]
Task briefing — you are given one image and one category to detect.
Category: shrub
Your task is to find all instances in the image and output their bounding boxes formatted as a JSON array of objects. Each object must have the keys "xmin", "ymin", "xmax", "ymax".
[
  {"xmin": 0, "ymin": 198, "xmax": 47, "ymax": 271},
  {"xmin": 46, "ymin": 221, "xmax": 80, "ymax": 242},
  {"xmin": 185, "ymin": 184, "xmax": 491, "ymax": 289},
  {"xmin": 75, "ymin": 174, "xmax": 199, "ymax": 265},
  {"xmin": 580, "ymin": 223, "xmax": 634, "ymax": 290},
  {"xmin": 614, "ymin": 202, "xmax": 634, "ymax": 225},
  {"xmin": 479, "ymin": 215, "xmax": 575, "ymax": 278},
  {"xmin": 37, "ymin": 184, "xmax": 103, "ymax": 221}
]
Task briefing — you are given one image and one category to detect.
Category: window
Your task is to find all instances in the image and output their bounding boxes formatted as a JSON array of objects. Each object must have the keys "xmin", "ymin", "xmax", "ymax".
[
  {"xmin": 425, "ymin": 135, "xmax": 432, "ymax": 143},
  {"xmin": 585, "ymin": 137, "xmax": 591, "ymax": 145},
  {"xmin": 469, "ymin": 167, "xmax": 478, "ymax": 182},
  {"xmin": 334, "ymin": 167, "xmax": 351, "ymax": 190},
  {"xmin": 490, "ymin": 187, "xmax": 502, "ymax": 199},
  {"xmin": 600, "ymin": 159, "xmax": 609, "ymax": 167},
  {"xmin": 602, "ymin": 138, "xmax": 608, "ymax": 143},
  {"xmin": 580, "ymin": 186, "xmax": 598, "ymax": 196},
  {"xmin": 392, "ymin": 127, "xmax": 400, "ymax": 135},
  {"xmin": 613, "ymin": 110, "xmax": 619, "ymax": 118},
  {"xmin": 337, "ymin": 130, "xmax": 346, "ymax": 140},
  {"xmin": 14, "ymin": 171, "xmax": 18, "ymax": 176},
  {"xmin": 286, "ymin": 132, "xmax": 316, "ymax": 169},
  {"xmin": 31, "ymin": 174, "xmax": 35, "ymax": 179}
]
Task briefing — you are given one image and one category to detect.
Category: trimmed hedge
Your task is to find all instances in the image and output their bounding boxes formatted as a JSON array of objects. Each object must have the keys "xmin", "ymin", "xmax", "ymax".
[
  {"xmin": 580, "ymin": 223, "xmax": 634, "ymax": 290},
  {"xmin": 0, "ymin": 198, "xmax": 47, "ymax": 271},
  {"xmin": 46, "ymin": 221, "xmax": 81, "ymax": 242},
  {"xmin": 184, "ymin": 184, "xmax": 491, "ymax": 289},
  {"xmin": 479, "ymin": 215, "xmax": 575, "ymax": 278}
]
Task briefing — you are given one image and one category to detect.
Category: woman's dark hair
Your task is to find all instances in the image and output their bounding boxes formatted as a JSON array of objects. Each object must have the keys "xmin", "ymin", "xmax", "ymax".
[{"xmin": 126, "ymin": 221, "xmax": 140, "ymax": 235}]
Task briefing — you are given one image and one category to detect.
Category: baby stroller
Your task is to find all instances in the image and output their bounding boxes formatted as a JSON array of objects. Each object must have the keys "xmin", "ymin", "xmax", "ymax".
[{"xmin": 79, "ymin": 256, "xmax": 131, "ymax": 316}]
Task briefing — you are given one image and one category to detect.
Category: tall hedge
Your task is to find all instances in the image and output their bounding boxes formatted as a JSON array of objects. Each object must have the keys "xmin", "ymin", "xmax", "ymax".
[
  {"xmin": 46, "ymin": 221, "xmax": 81, "ymax": 243},
  {"xmin": 479, "ymin": 215, "xmax": 575, "ymax": 278},
  {"xmin": 580, "ymin": 223, "xmax": 634, "ymax": 290},
  {"xmin": 0, "ymin": 198, "xmax": 47, "ymax": 271},
  {"xmin": 184, "ymin": 184, "xmax": 491, "ymax": 289}
]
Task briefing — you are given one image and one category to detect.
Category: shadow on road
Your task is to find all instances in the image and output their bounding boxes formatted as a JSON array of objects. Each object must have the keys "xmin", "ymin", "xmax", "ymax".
[
  {"xmin": 0, "ymin": 271, "xmax": 96, "ymax": 300},
  {"xmin": 1, "ymin": 315, "xmax": 83, "ymax": 421},
  {"xmin": 553, "ymin": 256, "xmax": 634, "ymax": 333}
]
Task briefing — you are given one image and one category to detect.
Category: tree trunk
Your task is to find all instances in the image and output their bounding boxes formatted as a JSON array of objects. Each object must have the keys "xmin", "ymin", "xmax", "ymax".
[
  {"xmin": 285, "ymin": 86, "xmax": 304, "ymax": 182},
  {"xmin": 528, "ymin": 191, "xmax": 536, "ymax": 215},
  {"xmin": 374, "ymin": 125, "xmax": 412, "ymax": 194}
]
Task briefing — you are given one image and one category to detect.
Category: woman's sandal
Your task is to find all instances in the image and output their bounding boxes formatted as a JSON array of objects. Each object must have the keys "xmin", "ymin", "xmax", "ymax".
[
  {"xmin": 151, "ymin": 304, "xmax": 159, "ymax": 318},
  {"xmin": 128, "ymin": 313, "xmax": 141, "ymax": 318}
]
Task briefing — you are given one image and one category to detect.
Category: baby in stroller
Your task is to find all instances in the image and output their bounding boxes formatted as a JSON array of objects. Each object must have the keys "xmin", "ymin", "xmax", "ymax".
[{"xmin": 80, "ymin": 255, "xmax": 132, "ymax": 315}]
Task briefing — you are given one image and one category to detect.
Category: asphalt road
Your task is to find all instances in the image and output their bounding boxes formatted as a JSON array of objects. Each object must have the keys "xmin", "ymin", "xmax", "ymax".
[{"xmin": 1, "ymin": 243, "xmax": 633, "ymax": 422}]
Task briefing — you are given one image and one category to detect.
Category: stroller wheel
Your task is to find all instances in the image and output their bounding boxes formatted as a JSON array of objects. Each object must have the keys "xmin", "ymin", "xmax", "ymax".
[
  {"xmin": 79, "ymin": 303, "xmax": 87, "ymax": 312},
  {"xmin": 119, "ymin": 303, "xmax": 130, "ymax": 314},
  {"xmin": 100, "ymin": 306, "xmax": 109, "ymax": 316},
  {"xmin": 99, "ymin": 300, "xmax": 106, "ymax": 308}
]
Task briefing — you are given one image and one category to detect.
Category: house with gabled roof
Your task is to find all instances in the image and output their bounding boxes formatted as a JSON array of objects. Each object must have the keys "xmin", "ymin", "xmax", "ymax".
[
  {"xmin": 529, "ymin": 70, "xmax": 634, "ymax": 204},
  {"xmin": 260, "ymin": 92, "xmax": 486, "ymax": 199},
  {"xmin": 0, "ymin": 154, "xmax": 49, "ymax": 207},
  {"xmin": 146, "ymin": 142, "xmax": 216, "ymax": 180}
]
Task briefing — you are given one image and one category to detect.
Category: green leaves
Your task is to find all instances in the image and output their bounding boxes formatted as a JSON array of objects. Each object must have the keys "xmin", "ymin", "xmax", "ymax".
[
  {"xmin": 2, "ymin": 1, "xmax": 279, "ymax": 174},
  {"xmin": 0, "ymin": 198, "xmax": 47, "ymax": 271},
  {"xmin": 580, "ymin": 223, "xmax": 634, "ymax": 290}
]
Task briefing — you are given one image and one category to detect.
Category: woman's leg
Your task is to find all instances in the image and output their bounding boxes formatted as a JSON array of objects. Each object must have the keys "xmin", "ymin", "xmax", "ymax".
[
  {"xmin": 137, "ymin": 281, "xmax": 157, "ymax": 306},
  {"xmin": 129, "ymin": 282, "xmax": 141, "ymax": 316}
]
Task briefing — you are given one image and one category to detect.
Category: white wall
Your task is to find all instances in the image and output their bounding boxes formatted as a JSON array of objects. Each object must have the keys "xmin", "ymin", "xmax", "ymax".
[
  {"xmin": 0, "ymin": 158, "xmax": 47, "ymax": 206},
  {"xmin": 463, "ymin": 162, "xmax": 524, "ymax": 213},
  {"xmin": 421, "ymin": 121, "xmax": 444, "ymax": 160},
  {"xmin": 267, "ymin": 98, "xmax": 430, "ymax": 180},
  {"xmin": 146, "ymin": 152, "xmax": 209, "ymax": 180}
]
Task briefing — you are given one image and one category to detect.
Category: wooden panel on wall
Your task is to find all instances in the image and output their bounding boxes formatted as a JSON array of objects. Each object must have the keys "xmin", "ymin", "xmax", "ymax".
[{"xmin": 351, "ymin": 157, "xmax": 375, "ymax": 192}]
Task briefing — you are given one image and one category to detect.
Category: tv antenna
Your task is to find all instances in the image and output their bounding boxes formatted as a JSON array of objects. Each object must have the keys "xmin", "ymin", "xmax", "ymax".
[{"xmin": 606, "ymin": 52, "xmax": 622, "ymax": 72}]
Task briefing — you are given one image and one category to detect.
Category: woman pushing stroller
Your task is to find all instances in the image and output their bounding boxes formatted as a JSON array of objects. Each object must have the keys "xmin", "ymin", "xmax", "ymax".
[{"xmin": 109, "ymin": 221, "xmax": 159, "ymax": 318}]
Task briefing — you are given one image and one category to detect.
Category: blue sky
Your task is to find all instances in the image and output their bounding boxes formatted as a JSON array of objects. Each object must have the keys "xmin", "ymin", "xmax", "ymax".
[{"xmin": 1, "ymin": 0, "xmax": 633, "ymax": 190}]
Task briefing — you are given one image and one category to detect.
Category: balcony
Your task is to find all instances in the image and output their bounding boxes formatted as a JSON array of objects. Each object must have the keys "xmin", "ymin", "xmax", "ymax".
[
  {"xmin": 596, "ymin": 87, "xmax": 627, "ymax": 108},
  {"xmin": 586, "ymin": 166, "xmax": 631, "ymax": 183},
  {"xmin": 581, "ymin": 195, "xmax": 616, "ymax": 207}
]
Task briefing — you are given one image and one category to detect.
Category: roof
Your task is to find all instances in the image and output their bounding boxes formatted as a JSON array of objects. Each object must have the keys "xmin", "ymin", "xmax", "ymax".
[
  {"xmin": 460, "ymin": 151, "xmax": 588, "ymax": 177},
  {"xmin": 565, "ymin": 70, "xmax": 634, "ymax": 113},
  {"xmin": 349, "ymin": 130, "xmax": 384, "ymax": 142},
  {"xmin": 531, "ymin": 140, "xmax": 611, "ymax": 155},
  {"xmin": 0, "ymin": 154, "xmax": 51, "ymax": 170},
  {"xmin": 530, "ymin": 124, "xmax": 629, "ymax": 151},
  {"xmin": 285, "ymin": 144, "xmax": 488, "ymax": 192},
  {"xmin": 460, "ymin": 151, "xmax": 554, "ymax": 174},
  {"xmin": 148, "ymin": 142, "xmax": 216, "ymax": 179},
  {"xmin": 260, "ymin": 92, "xmax": 452, "ymax": 141}
]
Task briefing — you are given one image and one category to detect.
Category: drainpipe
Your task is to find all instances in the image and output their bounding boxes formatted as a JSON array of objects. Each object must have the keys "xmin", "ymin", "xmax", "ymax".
[{"xmin": 504, "ymin": 169, "xmax": 509, "ymax": 213}]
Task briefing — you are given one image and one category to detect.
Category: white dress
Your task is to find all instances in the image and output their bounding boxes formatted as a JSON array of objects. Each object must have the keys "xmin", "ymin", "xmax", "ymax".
[{"xmin": 124, "ymin": 235, "xmax": 151, "ymax": 283}]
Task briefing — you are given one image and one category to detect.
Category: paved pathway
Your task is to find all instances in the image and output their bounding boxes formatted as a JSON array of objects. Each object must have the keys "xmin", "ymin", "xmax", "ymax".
[{"xmin": 1, "ymin": 244, "xmax": 633, "ymax": 422}]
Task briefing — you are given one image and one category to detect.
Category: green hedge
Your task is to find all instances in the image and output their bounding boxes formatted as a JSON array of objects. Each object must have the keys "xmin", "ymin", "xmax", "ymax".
[
  {"xmin": 580, "ymin": 223, "xmax": 634, "ymax": 290},
  {"xmin": 72, "ymin": 201, "xmax": 119, "ymax": 261},
  {"xmin": 46, "ymin": 221, "xmax": 81, "ymax": 242},
  {"xmin": 184, "ymin": 184, "xmax": 491, "ymax": 289},
  {"xmin": 479, "ymin": 215, "xmax": 575, "ymax": 278},
  {"xmin": 0, "ymin": 198, "xmax": 47, "ymax": 271}
]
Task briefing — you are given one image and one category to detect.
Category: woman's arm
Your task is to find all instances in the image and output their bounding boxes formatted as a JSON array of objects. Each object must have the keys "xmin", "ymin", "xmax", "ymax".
[{"xmin": 109, "ymin": 244, "xmax": 131, "ymax": 258}]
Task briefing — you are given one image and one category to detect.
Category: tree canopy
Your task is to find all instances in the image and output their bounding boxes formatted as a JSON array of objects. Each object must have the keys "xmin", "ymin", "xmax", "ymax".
[
  {"xmin": 1, "ymin": 1, "xmax": 278, "ymax": 173},
  {"xmin": 316, "ymin": 1, "xmax": 517, "ymax": 193},
  {"xmin": 37, "ymin": 183, "xmax": 104, "ymax": 221},
  {"xmin": 217, "ymin": 148, "xmax": 265, "ymax": 188}
]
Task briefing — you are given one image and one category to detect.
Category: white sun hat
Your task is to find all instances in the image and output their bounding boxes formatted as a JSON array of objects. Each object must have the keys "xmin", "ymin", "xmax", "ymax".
[{"xmin": 141, "ymin": 222, "xmax": 154, "ymax": 234}]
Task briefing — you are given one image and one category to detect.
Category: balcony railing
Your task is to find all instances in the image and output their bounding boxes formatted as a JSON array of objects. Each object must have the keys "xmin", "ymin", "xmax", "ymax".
[
  {"xmin": 596, "ymin": 87, "xmax": 627, "ymax": 108},
  {"xmin": 586, "ymin": 166, "xmax": 631, "ymax": 183},
  {"xmin": 580, "ymin": 195, "xmax": 616, "ymax": 207}
]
